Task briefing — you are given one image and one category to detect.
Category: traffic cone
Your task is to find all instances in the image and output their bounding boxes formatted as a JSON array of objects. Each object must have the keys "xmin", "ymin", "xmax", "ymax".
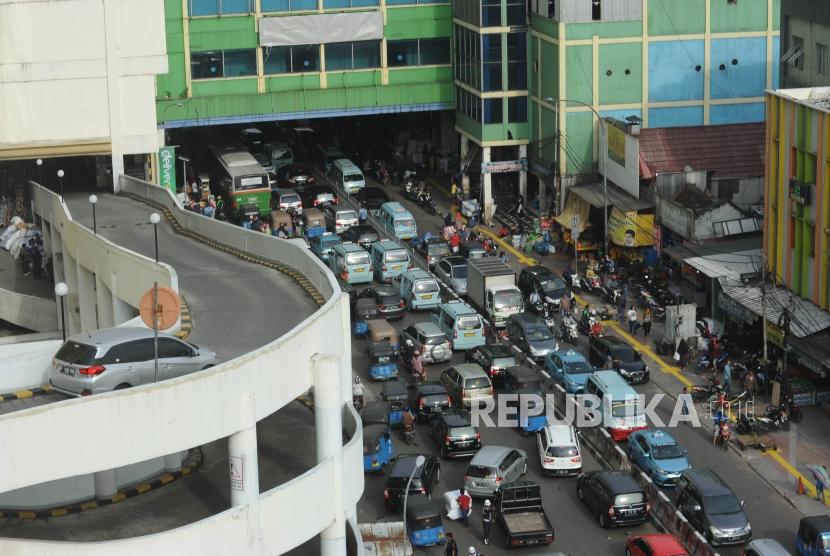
[{"xmin": 797, "ymin": 476, "xmax": 806, "ymax": 495}]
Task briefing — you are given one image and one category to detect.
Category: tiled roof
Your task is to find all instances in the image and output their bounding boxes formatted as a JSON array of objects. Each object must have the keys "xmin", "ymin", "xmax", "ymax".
[{"xmin": 638, "ymin": 123, "xmax": 765, "ymax": 178}]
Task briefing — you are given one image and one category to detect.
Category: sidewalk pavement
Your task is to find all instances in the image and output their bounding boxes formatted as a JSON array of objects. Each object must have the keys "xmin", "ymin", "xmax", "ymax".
[
  {"xmin": 424, "ymin": 173, "xmax": 830, "ymax": 516},
  {"xmin": 0, "ymin": 248, "xmax": 52, "ymax": 298}
]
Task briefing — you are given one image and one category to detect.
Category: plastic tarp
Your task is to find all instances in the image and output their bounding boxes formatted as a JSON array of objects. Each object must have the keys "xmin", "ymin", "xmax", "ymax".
[
  {"xmin": 443, "ymin": 489, "xmax": 473, "ymax": 520},
  {"xmin": 554, "ymin": 194, "xmax": 590, "ymax": 233},
  {"xmin": 259, "ymin": 12, "xmax": 384, "ymax": 47}
]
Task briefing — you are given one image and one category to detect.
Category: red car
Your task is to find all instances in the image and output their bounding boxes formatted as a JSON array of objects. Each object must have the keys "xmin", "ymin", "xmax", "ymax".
[{"xmin": 625, "ymin": 534, "xmax": 688, "ymax": 556}]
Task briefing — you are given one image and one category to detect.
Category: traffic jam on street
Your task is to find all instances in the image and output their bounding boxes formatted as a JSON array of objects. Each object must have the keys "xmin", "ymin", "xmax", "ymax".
[{"xmin": 173, "ymin": 123, "xmax": 805, "ymax": 556}]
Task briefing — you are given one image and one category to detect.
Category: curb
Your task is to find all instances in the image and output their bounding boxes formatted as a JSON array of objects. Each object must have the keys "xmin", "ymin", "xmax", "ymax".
[
  {"xmin": 174, "ymin": 294, "xmax": 193, "ymax": 339},
  {"xmin": 0, "ymin": 448, "xmax": 204, "ymax": 520},
  {"xmin": 118, "ymin": 193, "xmax": 326, "ymax": 307},
  {"xmin": 0, "ymin": 384, "xmax": 53, "ymax": 402}
]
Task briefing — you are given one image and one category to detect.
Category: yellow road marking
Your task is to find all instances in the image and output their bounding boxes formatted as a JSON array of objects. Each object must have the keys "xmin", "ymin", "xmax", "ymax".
[
  {"xmin": 135, "ymin": 484, "xmax": 151, "ymax": 493},
  {"xmin": 474, "ymin": 225, "xmax": 538, "ymax": 266},
  {"xmin": 50, "ymin": 508, "xmax": 68, "ymax": 517},
  {"xmin": 14, "ymin": 390, "xmax": 33, "ymax": 399},
  {"xmin": 766, "ymin": 449, "xmax": 827, "ymax": 503}
]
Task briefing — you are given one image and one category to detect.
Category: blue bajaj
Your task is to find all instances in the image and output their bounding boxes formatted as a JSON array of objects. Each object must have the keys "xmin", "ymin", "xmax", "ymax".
[
  {"xmin": 353, "ymin": 298, "xmax": 378, "ymax": 338},
  {"xmin": 405, "ymin": 495, "xmax": 446, "ymax": 547},
  {"xmin": 368, "ymin": 341, "xmax": 399, "ymax": 380},
  {"xmin": 363, "ymin": 424, "xmax": 393, "ymax": 473},
  {"xmin": 509, "ymin": 387, "xmax": 548, "ymax": 436},
  {"xmin": 797, "ymin": 515, "xmax": 830, "ymax": 556},
  {"xmin": 382, "ymin": 381, "xmax": 408, "ymax": 427}
]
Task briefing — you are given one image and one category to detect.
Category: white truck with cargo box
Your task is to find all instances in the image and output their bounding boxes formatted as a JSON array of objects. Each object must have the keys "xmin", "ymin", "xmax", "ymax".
[{"xmin": 466, "ymin": 258, "xmax": 522, "ymax": 328}]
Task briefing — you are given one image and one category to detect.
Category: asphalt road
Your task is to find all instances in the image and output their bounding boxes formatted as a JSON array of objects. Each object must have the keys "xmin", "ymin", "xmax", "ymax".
[{"xmin": 351, "ymin": 174, "xmax": 804, "ymax": 555}]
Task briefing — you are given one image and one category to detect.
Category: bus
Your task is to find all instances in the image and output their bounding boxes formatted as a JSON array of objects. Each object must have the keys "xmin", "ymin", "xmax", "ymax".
[{"xmin": 208, "ymin": 145, "xmax": 271, "ymax": 219}]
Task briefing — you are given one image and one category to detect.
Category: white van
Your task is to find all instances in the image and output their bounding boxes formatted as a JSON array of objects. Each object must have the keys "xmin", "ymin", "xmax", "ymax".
[
  {"xmin": 327, "ymin": 158, "xmax": 365, "ymax": 194},
  {"xmin": 536, "ymin": 423, "xmax": 582, "ymax": 477}
]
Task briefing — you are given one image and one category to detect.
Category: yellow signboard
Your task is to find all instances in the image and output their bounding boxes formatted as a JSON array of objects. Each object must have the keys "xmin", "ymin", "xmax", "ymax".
[
  {"xmin": 607, "ymin": 124, "xmax": 625, "ymax": 166},
  {"xmin": 608, "ymin": 207, "xmax": 655, "ymax": 247}
]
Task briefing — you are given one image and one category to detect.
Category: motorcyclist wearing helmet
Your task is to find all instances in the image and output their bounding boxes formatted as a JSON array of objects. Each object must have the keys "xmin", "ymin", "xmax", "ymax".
[{"xmin": 352, "ymin": 376, "xmax": 364, "ymax": 410}]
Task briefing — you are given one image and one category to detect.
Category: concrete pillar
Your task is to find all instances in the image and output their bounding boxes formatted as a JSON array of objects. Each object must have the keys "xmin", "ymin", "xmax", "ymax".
[
  {"xmin": 228, "ymin": 393, "xmax": 259, "ymax": 507},
  {"xmin": 539, "ymin": 180, "xmax": 548, "ymax": 216},
  {"xmin": 460, "ymin": 134, "xmax": 470, "ymax": 168},
  {"xmin": 96, "ymin": 275, "xmax": 114, "ymax": 329},
  {"xmin": 93, "ymin": 469, "xmax": 117, "ymax": 499},
  {"xmin": 338, "ymin": 297, "xmax": 353, "ymax": 406},
  {"xmin": 518, "ymin": 145, "xmax": 528, "ymax": 207},
  {"xmin": 110, "ymin": 273, "xmax": 134, "ymax": 325},
  {"xmin": 76, "ymin": 259, "xmax": 97, "ymax": 332},
  {"xmin": 481, "ymin": 147, "xmax": 493, "ymax": 225},
  {"xmin": 164, "ymin": 453, "xmax": 182, "ymax": 473},
  {"xmin": 314, "ymin": 354, "xmax": 346, "ymax": 556}
]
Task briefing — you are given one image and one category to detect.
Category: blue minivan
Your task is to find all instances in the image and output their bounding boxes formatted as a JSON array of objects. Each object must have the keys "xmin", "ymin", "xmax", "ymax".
[
  {"xmin": 309, "ymin": 232, "xmax": 341, "ymax": 263},
  {"xmin": 398, "ymin": 269, "xmax": 441, "ymax": 311},
  {"xmin": 329, "ymin": 242, "xmax": 372, "ymax": 284},
  {"xmin": 378, "ymin": 202, "xmax": 417, "ymax": 240},
  {"xmin": 370, "ymin": 239, "xmax": 412, "ymax": 283},
  {"xmin": 432, "ymin": 301, "xmax": 486, "ymax": 351}
]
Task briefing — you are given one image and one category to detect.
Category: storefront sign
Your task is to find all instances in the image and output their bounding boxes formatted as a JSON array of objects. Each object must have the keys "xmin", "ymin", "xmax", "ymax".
[
  {"xmin": 607, "ymin": 124, "xmax": 626, "ymax": 166},
  {"xmin": 481, "ymin": 159, "xmax": 528, "ymax": 174},
  {"xmin": 766, "ymin": 322, "xmax": 784, "ymax": 348},
  {"xmin": 718, "ymin": 293, "xmax": 755, "ymax": 324},
  {"xmin": 159, "ymin": 146, "xmax": 176, "ymax": 195},
  {"xmin": 608, "ymin": 207, "xmax": 655, "ymax": 247},
  {"xmin": 789, "ymin": 179, "xmax": 812, "ymax": 205}
]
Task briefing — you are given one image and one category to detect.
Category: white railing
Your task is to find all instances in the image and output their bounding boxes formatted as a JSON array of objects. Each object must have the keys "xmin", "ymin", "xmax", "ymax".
[{"xmin": 0, "ymin": 179, "xmax": 362, "ymax": 555}]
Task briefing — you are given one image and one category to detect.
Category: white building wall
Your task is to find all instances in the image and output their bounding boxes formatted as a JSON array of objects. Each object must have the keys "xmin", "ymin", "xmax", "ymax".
[{"xmin": 0, "ymin": 0, "xmax": 167, "ymax": 156}]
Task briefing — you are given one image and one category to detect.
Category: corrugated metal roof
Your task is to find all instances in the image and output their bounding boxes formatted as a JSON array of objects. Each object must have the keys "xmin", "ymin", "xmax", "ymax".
[
  {"xmin": 719, "ymin": 281, "xmax": 830, "ymax": 338},
  {"xmin": 639, "ymin": 123, "xmax": 765, "ymax": 178},
  {"xmin": 568, "ymin": 183, "xmax": 653, "ymax": 212},
  {"xmin": 684, "ymin": 249, "xmax": 760, "ymax": 279},
  {"xmin": 361, "ymin": 522, "xmax": 412, "ymax": 556},
  {"xmin": 663, "ymin": 236, "xmax": 762, "ymax": 262}
]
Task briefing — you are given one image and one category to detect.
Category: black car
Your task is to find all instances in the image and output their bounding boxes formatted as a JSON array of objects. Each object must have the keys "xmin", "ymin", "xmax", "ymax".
[
  {"xmin": 299, "ymin": 184, "xmax": 337, "ymax": 208},
  {"xmin": 576, "ymin": 470, "xmax": 649, "ymax": 528},
  {"xmin": 414, "ymin": 238, "xmax": 451, "ymax": 270},
  {"xmin": 356, "ymin": 186, "xmax": 391, "ymax": 210},
  {"xmin": 357, "ymin": 285, "xmax": 405, "ymax": 320},
  {"xmin": 407, "ymin": 381, "xmax": 452, "ymax": 421},
  {"xmin": 384, "ymin": 454, "xmax": 441, "ymax": 511},
  {"xmin": 465, "ymin": 343, "xmax": 518, "ymax": 382},
  {"xmin": 504, "ymin": 364, "xmax": 542, "ymax": 392},
  {"xmin": 675, "ymin": 468, "xmax": 751, "ymax": 546},
  {"xmin": 277, "ymin": 163, "xmax": 315, "ymax": 188},
  {"xmin": 588, "ymin": 336, "xmax": 649, "ymax": 384},
  {"xmin": 517, "ymin": 266, "xmax": 567, "ymax": 304},
  {"xmin": 341, "ymin": 225, "xmax": 381, "ymax": 249},
  {"xmin": 428, "ymin": 409, "xmax": 481, "ymax": 458}
]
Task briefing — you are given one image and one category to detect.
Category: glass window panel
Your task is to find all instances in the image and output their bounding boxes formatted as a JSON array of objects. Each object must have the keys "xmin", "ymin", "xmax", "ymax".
[
  {"xmin": 324, "ymin": 0, "xmax": 349, "ymax": 7},
  {"xmin": 483, "ymin": 62, "xmax": 502, "ymax": 91},
  {"xmin": 420, "ymin": 38, "xmax": 451, "ymax": 65},
  {"xmin": 221, "ymin": 0, "xmax": 251, "ymax": 14},
  {"xmin": 482, "ymin": 0, "xmax": 501, "ymax": 26},
  {"xmin": 191, "ymin": 51, "xmax": 223, "ymax": 79},
  {"xmin": 484, "ymin": 98, "xmax": 503, "ymax": 124},
  {"xmin": 353, "ymin": 40, "xmax": 380, "ymax": 69},
  {"xmin": 483, "ymin": 34, "xmax": 501, "ymax": 62},
  {"xmin": 263, "ymin": 46, "xmax": 291, "ymax": 74},
  {"xmin": 388, "ymin": 39, "xmax": 419, "ymax": 67},
  {"xmin": 262, "ymin": 0, "xmax": 289, "ymax": 9},
  {"xmin": 507, "ymin": 32, "xmax": 526, "ymax": 60},
  {"xmin": 387, "ymin": 0, "xmax": 410, "ymax": 4},
  {"xmin": 326, "ymin": 43, "xmax": 352, "ymax": 71},
  {"xmin": 291, "ymin": 0, "xmax": 317, "ymax": 8},
  {"xmin": 508, "ymin": 96, "xmax": 527, "ymax": 122},
  {"xmin": 292, "ymin": 44, "xmax": 319, "ymax": 72},
  {"xmin": 190, "ymin": 0, "xmax": 219, "ymax": 15},
  {"xmin": 507, "ymin": 62, "xmax": 526, "ymax": 89},
  {"xmin": 506, "ymin": 0, "xmax": 526, "ymax": 25},
  {"xmin": 224, "ymin": 49, "xmax": 256, "ymax": 76},
  {"xmin": 351, "ymin": 0, "xmax": 379, "ymax": 6}
]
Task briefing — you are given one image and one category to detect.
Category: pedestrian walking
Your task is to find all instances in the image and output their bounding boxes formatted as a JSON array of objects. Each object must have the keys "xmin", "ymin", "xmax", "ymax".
[
  {"xmin": 642, "ymin": 308, "xmax": 652, "ymax": 337},
  {"xmin": 358, "ymin": 204, "xmax": 368, "ymax": 225},
  {"xmin": 722, "ymin": 359, "xmax": 732, "ymax": 392},
  {"xmin": 499, "ymin": 250, "xmax": 508, "ymax": 264},
  {"xmin": 677, "ymin": 338, "xmax": 689, "ymax": 369},
  {"xmin": 481, "ymin": 499, "xmax": 494, "ymax": 545},
  {"xmin": 515, "ymin": 197, "xmax": 525, "ymax": 218},
  {"xmin": 444, "ymin": 532, "xmax": 459, "ymax": 556},
  {"xmin": 31, "ymin": 240, "xmax": 43, "ymax": 280},
  {"xmin": 457, "ymin": 488, "xmax": 472, "ymax": 530},
  {"xmin": 808, "ymin": 464, "xmax": 830, "ymax": 503},
  {"xmin": 560, "ymin": 290, "xmax": 571, "ymax": 318},
  {"xmin": 616, "ymin": 291, "xmax": 626, "ymax": 322},
  {"xmin": 680, "ymin": 387, "xmax": 690, "ymax": 424},
  {"xmin": 627, "ymin": 306, "xmax": 639, "ymax": 335}
]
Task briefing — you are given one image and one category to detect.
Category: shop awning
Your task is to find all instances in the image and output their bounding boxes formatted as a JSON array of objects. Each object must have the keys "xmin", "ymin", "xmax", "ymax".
[
  {"xmin": 719, "ymin": 280, "xmax": 830, "ymax": 338},
  {"xmin": 569, "ymin": 183, "xmax": 653, "ymax": 212},
  {"xmin": 788, "ymin": 332, "xmax": 830, "ymax": 376},
  {"xmin": 683, "ymin": 249, "xmax": 761, "ymax": 279},
  {"xmin": 554, "ymin": 194, "xmax": 591, "ymax": 233},
  {"xmin": 608, "ymin": 207, "xmax": 655, "ymax": 247}
]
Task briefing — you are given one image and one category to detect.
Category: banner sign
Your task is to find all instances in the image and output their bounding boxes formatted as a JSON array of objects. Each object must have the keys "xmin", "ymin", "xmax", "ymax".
[
  {"xmin": 481, "ymin": 159, "xmax": 528, "ymax": 174},
  {"xmin": 607, "ymin": 124, "xmax": 626, "ymax": 166},
  {"xmin": 608, "ymin": 207, "xmax": 655, "ymax": 247},
  {"xmin": 159, "ymin": 146, "xmax": 176, "ymax": 195}
]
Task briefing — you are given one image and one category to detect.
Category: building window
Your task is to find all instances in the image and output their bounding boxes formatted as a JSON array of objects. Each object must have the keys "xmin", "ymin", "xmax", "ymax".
[
  {"xmin": 263, "ymin": 45, "xmax": 320, "ymax": 74},
  {"xmin": 261, "ymin": 0, "xmax": 316, "ymax": 11},
  {"xmin": 387, "ymin": 38, "xmax": 451, "ymax": 67},
  {"xmin": 482, "ymin": 34, "xmax": 502, "ymax": 91},
  {"xmin": 387, "ymin": 0, "xmax": 446, "ymax": 6},
  {"xmin": 455, "ymin": 26, "xmax": 481, "ymax": 89},
  {"xmin": 191, "ymin": 49, "xmax": 256, "ymax": 79},
  {"xmin": 484, "ymin": 99, "xmax": 503, "ymax": 124},
  {"xmin": 506, "ymin": 32, "xmax": 527, "ymax": 90},
  {"xmin": 323, "ymin": 0, "xmax": 377, "ymax": 8},
  {"xmin": 793, "ymin": 36, "xmax": 805, "ymax": 70},
  {"xmin": 547, "ymin": 0, "xmax": 555, "ymax": 19},
  {"xmin": 818, "ymin": 43, "xmax": 829, "ymax": 76},
  {"xmin": 591, "ymin": 0, "xmax": 600, "ymax": 20},
  {"xmin": 189, "ymin": 0, "xmax": 252, "ymax": 16},
  {"xmin": 457, "ymin": 87, "xmax": 482, "ymax": 122},
  {"xmin": 506, "ymin": 0, "xmax": 526, "ymax": 26},
  {"xmin": 326, "ymin": 41, "xmax": 381, "ymax": 71},
  {"xmin": 482, "ymin": 0, "xmax": 501, "ymax": 26},
  {"xmin": 508, "ymin": 96, "xmax": 527, "ymax": 122}
]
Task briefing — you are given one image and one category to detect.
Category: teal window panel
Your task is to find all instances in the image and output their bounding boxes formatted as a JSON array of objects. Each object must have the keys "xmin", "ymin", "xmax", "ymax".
[
  {"xmin": 420, "ymin": 38, "xmax": 451, "ymax": 65},
  {"xmin": 262, "ymin": 0, "xmax": 316, "ymax": 11},
  {"xmin": 648, "ymin": 40, "xmax": 704, "ymax": 102},
  {"xmin": 709, "ymin": 37, "xmax": 767, "ymax": 99},
  {"xmin": 189, "ymin": 0, "xmax": 252, "ymax": 15},
  {"xmin": 263, "ymin": 45, "xmax": 319, "ymax": 74},
  {"xmin": 649, "ymin": 105, "xmax": 703, "ymax": 127},
  {"xmin": 507, "ymin": 32, "xmax": 527, "ymax": 90},
  {"xmin": 772, "ymin": 35, "xmax": 780, "ymax": 88},
  {"xmin": 388, "ymin": 40, "xmax": 419, "ymax": 66},
  {"xmin": 483, "ymin": 34, "xmax": 502, "ymax": 91},
  {"xmin": 709, "ymin": 102, "xmax": 765, "ymax": 124},
  {"xmin": 508, "ymin": 96, "xmax": 527, "ymax": 123},
  {"xmin": 327, "ymin": 41, "xmax": 381, "ymax": 70},
  {"xmin": 224, "ymin": 49, "xmax": 257, "ymax": 76},
  {"xmin": 482, "ymin": 0, "xmax": 500, "ymax": 26}
]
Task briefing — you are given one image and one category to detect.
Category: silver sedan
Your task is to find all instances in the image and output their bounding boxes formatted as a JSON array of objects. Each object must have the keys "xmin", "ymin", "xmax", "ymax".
[{"xmin": 434, "ymin": 256, "xmax": 468, "ymax": 296}]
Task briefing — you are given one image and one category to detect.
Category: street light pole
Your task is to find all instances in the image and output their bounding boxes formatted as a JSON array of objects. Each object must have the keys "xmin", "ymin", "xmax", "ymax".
[
  {"xmin": 89, "ymin": 195, "xmax": 98, "ymax": 234},
  {"xmin": 401, "ymin": 454, "xmax": 426, "ymax": 544},
  {"xmin": 36, "ymin": 159, "xmax": 43, "ymax": 185},
  {"xmin": 57, "ymin": 169, "xmax": 65, "ymax": 198},
  {"xmin": 542, "ymin": 97, "xmax": 609, "ymax": 256},
  {"xmin": 149, "ymin": 212, "xmax": 161, "ymax": 382},
  {"xmin": 55, "ymin": 282, "xmax": 68, "ymax": 342}
]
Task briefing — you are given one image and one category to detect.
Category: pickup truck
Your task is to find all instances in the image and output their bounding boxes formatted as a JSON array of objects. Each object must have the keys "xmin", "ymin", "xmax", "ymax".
[
  {"xmin": 494, "ymin": 480, "xmax": 555, "ymax": 548},
  {"xmin": 466, "ymin": 258, "xmax": 522, "ymax": 328}
]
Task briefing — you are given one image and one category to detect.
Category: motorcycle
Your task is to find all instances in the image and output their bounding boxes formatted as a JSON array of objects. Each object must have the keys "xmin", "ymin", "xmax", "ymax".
[
  {"xmin": 691, "ymin": 377, "xmax": 723, "ymax": 402},
  {"xmin": 418, "ymin": 194, "xmax": 438, "ymax": 216},
  {"xmin": 560, "ymin": 320, "xmax": 579, "ymax": 345},
  {"xmin": 563, "ymin": 271, "xmax": 580, "ymax": 293},
  {"xmin": 694, "ymin": 351, "xmax": 730, "ymax": 374},
  {"xmin": 531, "ymin": 301, "xmax": 557, "ymax": 329},
  {"xmin": 580, "ymin": 273, "xmax": 601, "ymax": 294},
  {"xmin": 786, "ymin": 397, "xmax": 803, "ymax": 423},
  {"xmin": 715, "ymin": 422, "xmax": 731, "ymax": 450},
  {"xmin": 757, "ymin": 403, "xmax": 790, "ymax": 431},
  {"xmin": 577, "ymin": 313, "xmax": 599, "ymax": 336},
  {"xmin": 600, "ymin": 282, "xmax": 622, "ymax": 305}
]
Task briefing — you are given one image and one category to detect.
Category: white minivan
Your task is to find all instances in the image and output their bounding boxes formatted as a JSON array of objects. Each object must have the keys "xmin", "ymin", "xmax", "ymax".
[
  {"xmin": 327, "ymin": 158, "xmax": 365, "ymax": 194},
  {"xmin": 536, "ymin": 423, "xmax": 582, "ymax": 476}
]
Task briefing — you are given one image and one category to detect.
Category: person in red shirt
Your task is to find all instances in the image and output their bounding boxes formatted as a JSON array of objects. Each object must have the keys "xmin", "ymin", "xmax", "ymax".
[
  {"xmin": 457, "ymin": 488, "xmax": 472, "ymax": 530},
  {"xmin": 450, "ymin": 232, "xmax": 461, "ymax": 252}
]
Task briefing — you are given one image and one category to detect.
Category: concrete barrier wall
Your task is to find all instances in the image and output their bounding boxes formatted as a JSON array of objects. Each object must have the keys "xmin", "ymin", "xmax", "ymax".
[
  {"xmin": 0, "ymin": 339, "xmax": 61, "ymax": 391},
  {"xmin": 0, "ymin": 179, "xmax": 361, "ymax": 554},
  {"xmin": 0, "ymin": 289, "xmax": 56, "ymax": 333}
]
